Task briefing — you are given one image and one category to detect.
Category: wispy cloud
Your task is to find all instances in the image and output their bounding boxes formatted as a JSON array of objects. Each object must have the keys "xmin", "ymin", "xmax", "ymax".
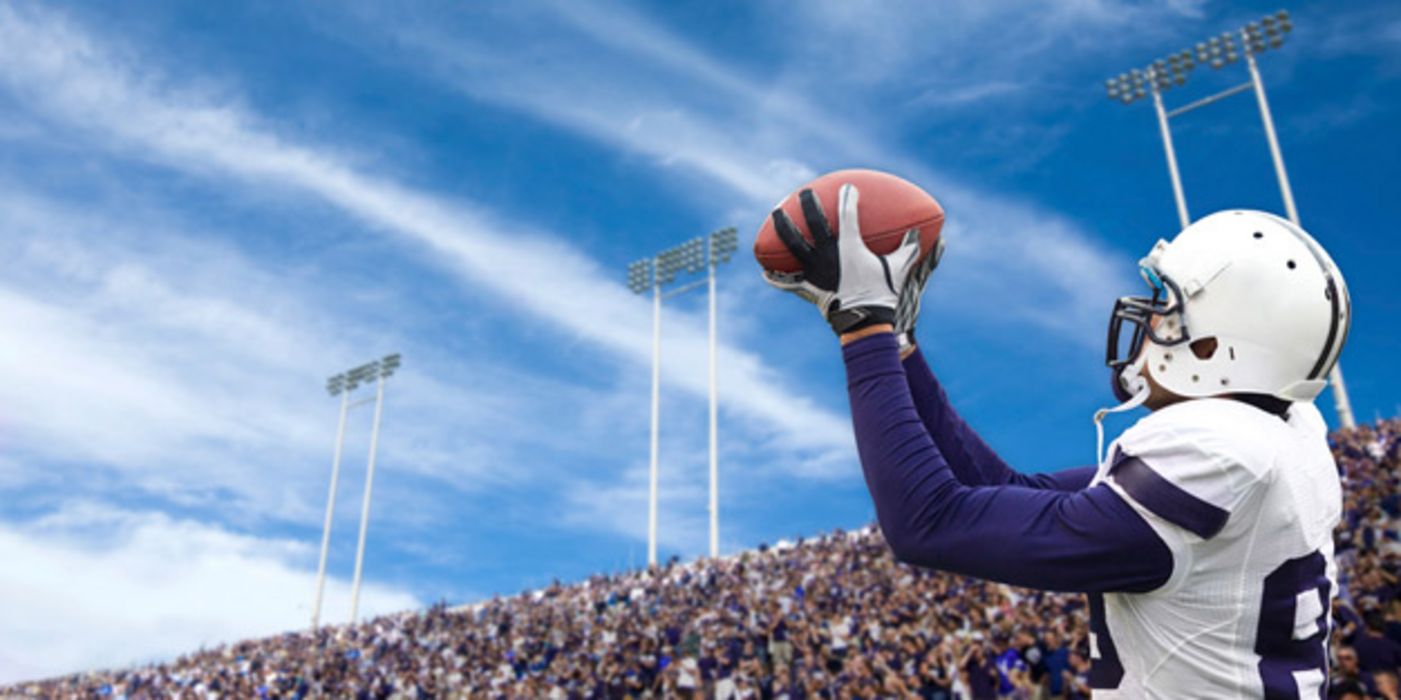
[
  {"xmin": 768, "ymin": 0, "xmax": 1207, "ymax": 93},
  {"xmin": 0, "ymin": 178, "xmax": 746, "ymax": 679},
  {"xmin": 0, "ymin": 502, "xmax": 419, "ymax": 684},
  {"xmin": 911, "ymin": 81, "xmax": 1025, "ymax": 109},
  {"xmin": 0, "ymin": 198, "xmax": 330, "ymax": 509},
  {"xmin": 372, "ymin": 0, "xmax": 1135, "ymax": 338},
  {"xmin": 0, "ymin": 1, "xmax": 1147, "ymax": 569},
  {"xmin": 0, "ymin": 3, "xmax": 856, "ymax": 469},
  {"xmin": 0, "ymin": 183, "xmax": 664, "ymax": 531},
  {"xmin": 563, "ymin": 461, "xmax": 710, "ymax": 560},
  {"xmin": 0, "ymin": 190, "xmax": 425, "ymax": 514},
  {"xmin": 1310, "ymin": 4, "xmax": 1401, "ymax": 63}
]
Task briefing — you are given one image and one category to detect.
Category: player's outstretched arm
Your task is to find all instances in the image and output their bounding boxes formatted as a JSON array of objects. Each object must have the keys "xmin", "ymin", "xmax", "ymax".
[
  {"xmin": 901, "ymin": 345, "xmax": 1095, "ymax": 491},
  {"xmin": 844, "ymin": 331, "xmax": 1171, "ymax": 593},
  {"xmin": 887, "ymin": 224, "xmax": 1091, "ymax": 492}
]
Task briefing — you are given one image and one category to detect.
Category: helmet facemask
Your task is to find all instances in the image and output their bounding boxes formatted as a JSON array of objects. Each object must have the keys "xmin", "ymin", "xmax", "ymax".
[{"xmin": 1106, "ymin": 263, "xmax": 1188, "ymax": 402}]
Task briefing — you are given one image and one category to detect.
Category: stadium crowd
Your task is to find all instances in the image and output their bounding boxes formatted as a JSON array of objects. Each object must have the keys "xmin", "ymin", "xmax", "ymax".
[{"xmin": 6, "ymin": 417, "xmax": 1401, "ymax": 700}]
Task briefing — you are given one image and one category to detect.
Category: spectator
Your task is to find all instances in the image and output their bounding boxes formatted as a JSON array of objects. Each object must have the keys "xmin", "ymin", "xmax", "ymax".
[
  {"xmin": 1377, "ymin": 671, "xmax": 1401, "ymax": 700},
  {"xmin": 1040, "ymin": 629, "xmax": 1070, "ymax": 700},
  {"xmin": 962, "ymin": 641, "xmax": 999, "ymax": 700},
  {"xmin": 1063, "ymin": 648, "xmax": 1092, "ymax": 700},
  {"xmin": 1332, "ymin": 646, "xmax": 1377, "ymax": 698},
  {"xmin": 1355, "ymin": 611, "xmax": 1401, "ymax": 673}
]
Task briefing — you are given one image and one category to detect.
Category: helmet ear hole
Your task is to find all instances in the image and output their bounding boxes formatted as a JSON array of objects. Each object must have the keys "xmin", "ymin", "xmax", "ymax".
[{"xmin": 1190, "ymin": 337, "xmax": 1219, "ymax": 360}]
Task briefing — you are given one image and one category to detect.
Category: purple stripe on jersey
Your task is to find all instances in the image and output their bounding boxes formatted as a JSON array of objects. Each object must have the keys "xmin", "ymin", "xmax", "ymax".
[
  {"xmin": 1087, "ymin": 593, "xmax": 1124, "ymax": 689},
  {"xmin": 843, "ymin": 333, "xmax": 1172, "ymax": 594},
  {"xmin": 902, "ymin": 348, "xmax": 1095, "ymax": 492},
  {"xmin": 1110, "ymin": 454, "xmax": 1230, "ymax": 539}
]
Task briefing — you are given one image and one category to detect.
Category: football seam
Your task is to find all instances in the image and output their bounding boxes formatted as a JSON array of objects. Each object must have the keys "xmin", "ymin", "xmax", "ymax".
[{"xmin": 755, "ymin": 214, "xmax": 945, "ymax": 263}]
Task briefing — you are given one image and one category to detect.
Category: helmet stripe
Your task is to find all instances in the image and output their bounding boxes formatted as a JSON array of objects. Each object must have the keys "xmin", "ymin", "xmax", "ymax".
[
  {"xmin": 1306, "ymin": 274, "xmax": 1340, "ymax": 381},
  {"xmin": 1283, "ymin": 224, "xmax": 1347, "ymax": 381}
]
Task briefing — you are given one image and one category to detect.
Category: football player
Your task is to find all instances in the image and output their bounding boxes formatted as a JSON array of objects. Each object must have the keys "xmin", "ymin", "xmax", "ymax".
[{"xmin": 764, "ymin": 183, "xmax": 1350, "ymax": 698}]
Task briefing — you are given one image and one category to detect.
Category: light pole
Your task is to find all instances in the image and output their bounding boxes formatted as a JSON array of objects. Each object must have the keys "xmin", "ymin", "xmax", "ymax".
[
  {"xmin": 706, "ymin": 228, "xmax": 738, "ymax": 558},
  {"xmin": 627, "ymin": 227, "xmax": 737, "ymax": 565},
  {"xmin": 1104, "ymin": 9, "xmax": 1356, "ymax": 428},
  {"xmin": 311, "ymin": 352, "xmax": 401, "ymax": 630},
  {"xmin": 1106, "ymin": 51, "xmax": 1199, "ymax": 228},
  {"xmin": 628, "ymin": 257, "xmax": 663, "ymax": 568},
  {"xmin": 349, "ymin": 352, "xmax": 399, "ymax": 624},
  {"xmin": 312, "ymin": 375, "xmax": 352, "ymax": 631}
]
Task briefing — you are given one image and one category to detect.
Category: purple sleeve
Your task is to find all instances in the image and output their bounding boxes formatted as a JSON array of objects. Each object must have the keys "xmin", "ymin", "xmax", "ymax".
[
  {"xmin": 845, "ymin": 334, "xmax": 1171, "ymax": 593},
  {"xmin": 903, "ymin": 347, "xmax": 1094, "ymax": 491}
]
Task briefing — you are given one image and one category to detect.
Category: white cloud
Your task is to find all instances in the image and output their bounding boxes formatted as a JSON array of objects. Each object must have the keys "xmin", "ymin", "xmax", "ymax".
[
  {"xmin": 563, "ymin": 462, "xmax": 711, "ymax": 558},
  {"xmin": 0, "ymin": 502, "xmax": 419, "ymax": 684},
  {"xmin": 783, "ymin": 0, "xmax": 1208, "ymax": 82},
  {"xmin": 375, "ymin": 0, "xmax": 1135, "ymax": 339},
  {"xmin": 1311, "ymin": 5, "xmax": 1401, "ymax": 61},
  {"xmin": 0, "ymin": 186, "xmax": 650, "ymax": 533},
  {"xmin": 0, "ymin": 0, "xmax": 1134, "ymax": 545},
  {"xmin": 0, "ymin": 192, "xmax": 370, "ymax": 517},
  {"xmin": 911, "ymin": 81, "xmax": 1025, "ymax": 108},
  {"xmin": 0, "ymin": 183, "xmax": 750, "ymax": 680},
  {"xmin": 0, "ymin": 3, "xmax": 856, "ymax": 468}
]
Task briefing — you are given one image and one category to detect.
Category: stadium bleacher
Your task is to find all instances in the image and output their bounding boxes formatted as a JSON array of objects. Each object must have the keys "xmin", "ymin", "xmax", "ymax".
[{"xmin": 7, "ymin": 417, "xmax": 1400, "ymax": 699}]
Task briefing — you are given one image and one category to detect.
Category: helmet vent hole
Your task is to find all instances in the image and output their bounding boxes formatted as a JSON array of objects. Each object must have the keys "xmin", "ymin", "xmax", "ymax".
[
  {"xmin": 1191, "ymin": 374, "xmax": 1200, "ymax": 382},
  {"xmin": 1229, "ymin": 346, "xmax": 1236, "ymax": 361},
  {"xmin": 1190, "ymin": 338, "xmax": 1218, "ymax": 360},
  {"xmin": 1158, "ymin": 364, "xmax": 1167, "ymax": 373},
  {"xmin": 1220, "ymin": 378, "xmax": 1230, "ymax": 386},
  {"xmin": 1253, "ymin": 231, "xmax": 1264, "ymax": 239},
  {"xmin": 1287, "ymin": 260, "xmax": 1297, "ymax": 270}
]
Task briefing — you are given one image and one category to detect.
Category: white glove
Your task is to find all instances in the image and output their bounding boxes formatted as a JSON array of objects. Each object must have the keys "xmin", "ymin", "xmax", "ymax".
[
  {"xmin": 764, "ymin": 184, "xmax": 923, "ymax": 335},
  {"xmin": 893, "ymin": 235, "xmax": 946, "ymax": 350}
]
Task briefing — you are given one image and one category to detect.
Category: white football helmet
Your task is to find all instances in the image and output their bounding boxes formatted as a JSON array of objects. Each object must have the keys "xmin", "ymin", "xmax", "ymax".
[{"xmin": 1107, "ymin": 210, "xmax": 1350, "ymax": 404}]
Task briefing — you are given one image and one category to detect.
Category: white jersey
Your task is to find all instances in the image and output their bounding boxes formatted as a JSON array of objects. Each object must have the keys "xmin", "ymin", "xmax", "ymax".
[{"xmin": 1088, "ymin": 398, "xmax": 1341, "ymax": 699}]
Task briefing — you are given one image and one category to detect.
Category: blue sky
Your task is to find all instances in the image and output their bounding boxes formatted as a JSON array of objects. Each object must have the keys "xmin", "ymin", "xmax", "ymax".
[{"xmin": 0, "ymin": 0, "xmax": 1398, "ymax": 681}]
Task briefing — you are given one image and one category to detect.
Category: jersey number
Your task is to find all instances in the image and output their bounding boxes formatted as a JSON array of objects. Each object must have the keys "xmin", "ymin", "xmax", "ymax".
[{"xmin": 1256, "ymin": 550, "xmax": 1330, "ymax": 700}]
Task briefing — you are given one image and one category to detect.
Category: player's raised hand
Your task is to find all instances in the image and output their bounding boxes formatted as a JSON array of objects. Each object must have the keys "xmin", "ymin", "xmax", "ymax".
[
  {"xmin": 893, "ymin": 234, "xmax": 946, "ymax": 351},
  {"xmin": 763, "ymin": 184, "xmax": 922, "ymax": 335}
]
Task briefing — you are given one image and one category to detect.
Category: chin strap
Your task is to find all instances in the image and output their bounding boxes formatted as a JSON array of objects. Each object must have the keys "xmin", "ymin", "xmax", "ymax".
[{"xmin": 1094, "ymin": 364, "xmax": 1151, "ymax": 465}]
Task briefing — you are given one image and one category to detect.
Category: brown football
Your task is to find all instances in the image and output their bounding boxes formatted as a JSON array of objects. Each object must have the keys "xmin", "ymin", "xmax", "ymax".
[{"xmin": 754, "ymin": 169, "xmax": 944, "ymax": 274}]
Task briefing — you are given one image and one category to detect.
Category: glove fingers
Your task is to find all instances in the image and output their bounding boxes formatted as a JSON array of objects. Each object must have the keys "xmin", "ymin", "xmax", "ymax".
[
  {"xmin": 798, "ymin": 189, "xmax": 835, "ymax": 250},
  {"xmin": 762, "ymin": 268, "xmax": 803, "ymax": 290},
  {"xmin": 836, "ymin": 184, "xmax": 865, "ymax": 256},
  {"xmin": 927, "ymin": 236, "xmax": 947, "ymax": 274},
  {"xmin": 910, "ymin": 236, "xmax": 944, "ymax": 289},
  {"xmin": 891, "ymin": 228, "xmax": 923, "ymax": 280},
  {"xmin": 894, "ymin": 233, "xmax": 941, "ymax": 335},
  {"xmin": 763, "ymin": 270, "xmax": 823, "ymax": 306},
  {"xmin": 771, "ymin": 208, "xmax": 816, "ymax": 270}
]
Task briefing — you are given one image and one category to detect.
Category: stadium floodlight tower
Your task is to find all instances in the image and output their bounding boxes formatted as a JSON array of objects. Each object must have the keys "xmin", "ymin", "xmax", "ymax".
[
  {"xmin": 312, "ymin": 352, "xmax": 401, "ymax": 630},
  {"xmin": 1104, "ymin": 10, "xmax": 1356, "ymax": 429},
  {"xmin": 627, "ymin": 227, "xmax": 738, "ymax": 565}
]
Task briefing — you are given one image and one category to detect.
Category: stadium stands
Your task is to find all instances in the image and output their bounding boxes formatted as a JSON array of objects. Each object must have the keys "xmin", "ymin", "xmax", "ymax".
[{"xmin": 7, "ymin": 417, "xmax": 1401, "ymax": 699}]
